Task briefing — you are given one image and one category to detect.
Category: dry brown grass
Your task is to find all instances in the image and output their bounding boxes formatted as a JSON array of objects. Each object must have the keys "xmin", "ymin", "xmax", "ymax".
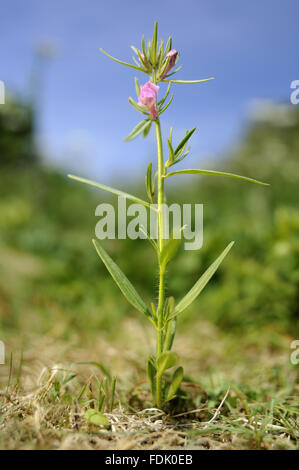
[{"xmin": 0, "ymin": 318, "xmax": 298, "ymax": 450}]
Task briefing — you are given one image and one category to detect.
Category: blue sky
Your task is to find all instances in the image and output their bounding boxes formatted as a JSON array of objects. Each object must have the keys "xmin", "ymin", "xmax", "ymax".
[{"xmin": 1, "ymin": 0, "xmax": 298, "ymax": 183}]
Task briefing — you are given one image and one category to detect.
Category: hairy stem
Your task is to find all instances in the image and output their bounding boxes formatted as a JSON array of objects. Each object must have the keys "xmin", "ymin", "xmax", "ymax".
[{"xmin": 155, "ymin": 118, "xmax": 165, "ymax": 408}]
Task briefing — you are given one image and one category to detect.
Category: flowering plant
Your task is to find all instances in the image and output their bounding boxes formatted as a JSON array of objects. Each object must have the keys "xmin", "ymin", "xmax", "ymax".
[{"xmin": 68, "ymin": 22, "xmax": 268, "ymax": 410}]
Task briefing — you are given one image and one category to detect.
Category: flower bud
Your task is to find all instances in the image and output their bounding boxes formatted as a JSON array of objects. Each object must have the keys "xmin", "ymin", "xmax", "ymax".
[
  {"xmin": 138, "ymin": 81, "xmax": 160, "ymax": 119},
  {"xmin": 161, "ymin": 49, "xmax": 178, "ymax": 79}
]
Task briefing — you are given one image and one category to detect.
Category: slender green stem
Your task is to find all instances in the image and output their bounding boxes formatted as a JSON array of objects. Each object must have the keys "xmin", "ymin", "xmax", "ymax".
[
  {"xmin": 156, "ymin": 119, "xmax": 164, "ymax": 252},
  {"xmin": 155, "ymin": 118, "xmax": 165, "ymax": 408}
]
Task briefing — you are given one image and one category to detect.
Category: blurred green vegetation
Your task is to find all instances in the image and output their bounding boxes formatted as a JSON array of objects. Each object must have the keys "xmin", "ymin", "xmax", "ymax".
[
  {"xmin": 1, "ymin": 95, "xmax": 299, "ymax": 339},
  {"xmin": 0, "ymin": 94, "xmax": 37, "ymax": 167}
]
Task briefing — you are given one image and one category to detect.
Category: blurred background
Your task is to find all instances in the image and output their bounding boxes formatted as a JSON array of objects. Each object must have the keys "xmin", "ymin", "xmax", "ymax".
[{"xmin": 1, "ymin": 0, "xmax": 299, "ymax": 345}]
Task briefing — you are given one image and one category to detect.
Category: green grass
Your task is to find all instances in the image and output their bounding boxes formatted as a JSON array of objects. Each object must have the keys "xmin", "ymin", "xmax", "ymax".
[{"xmin": 0, "ymin": 320, "xmax": 297, "ymax": 450}]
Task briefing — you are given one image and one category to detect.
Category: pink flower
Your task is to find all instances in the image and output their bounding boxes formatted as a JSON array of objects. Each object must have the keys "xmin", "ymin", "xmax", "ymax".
[
  {"xmin": 138, "ymin": 81, "xmax": 160, "ymax": 119},
  {"xmin": 161, "ymin": 49, "xmax": 178, "ymax": 79}
]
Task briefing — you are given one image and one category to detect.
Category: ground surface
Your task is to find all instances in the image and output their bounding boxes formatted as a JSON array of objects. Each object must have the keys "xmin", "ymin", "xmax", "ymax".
[{"xmin": 1, "ymin": 318, "xmax": 298, "ymax": 450}]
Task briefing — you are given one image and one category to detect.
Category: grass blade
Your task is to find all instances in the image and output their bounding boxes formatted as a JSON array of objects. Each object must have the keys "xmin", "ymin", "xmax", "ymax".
[
  {"xmin": 6, "ymin": 353, "xmax": 13, "ymax": 392},
  {"xmin": 69, "ymin": 361, "xmax": 111, "ymax": 379},
  {"xmin": 14, "ymin": 351, "xmax": 23, "ymax": 392},
  {"xmin": 147, "ymin": 356, "xmax": 157, "ymax": 402},
  {"xmin": 110, "ymin": 376, "xmax": 116, "ymax": 412}
]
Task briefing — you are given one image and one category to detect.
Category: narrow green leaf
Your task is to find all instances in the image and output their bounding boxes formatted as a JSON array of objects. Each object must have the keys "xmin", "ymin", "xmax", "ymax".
[
  {"xmin": 162, "ymin": 77, "xmax": 214, "ymax": 84},
  {"xmin": 151, "ymin": 21, "xmax": 158, "ymax": 65},
  {"xmin": 85, "ymin": 409, "xmax": 109, "ymax": 427},
  {"xmin": 158, "ymin": 55, "xmax": 170, "ymax": 80},
  {"xmin": 130, "ymin": 45, "xmax": 140, "ymax": 56},
  {"xmin": 167, "ymin": 296, "xmax": 175, "ymax": 315},
  {"xmin": 159, "ymin": 94, "xmax": 174, "ymax": 116},
  {"xmin": 165, "ymin": 127, "xmax": 174, "ymax": 168},
  {"xmin": 147, "ymin": 356, "xmax": 157, "ymax": 401},
  {"xmin": 124, "ymin": 119, "xmax": 151, "ymax": 141},
  {"xmin": 164, "ymin": 169, "xmax": 269, "ymax": 186},
  {"xmin": 98, "ymin": 395, "xmax": 106, "ymax": 413},
  {"xmin": 172, "ymin": 148, "xmax": 190, "ymax": 166},
  {"xmin": 160, "ymin": 236, "xmax": 180, "ymax": 269},
  {"xmin": 130, "ymin": 47, "xmax": 142, "ymax": 68},
  {"xmin": 172, "ymin": 242, "xmax": 234, "ymax": 317},
  {"xmin": 62, "ymin": 374, "xmax": 77, "ymax": 386},
  {"xmin": 164, "ymin": 36, "xmax": 172, "ymax": 55},
  {"xmin": 132, "ymin": 56, "xmax": 141, "ymax": 67},
  {"xmin": 143, "ymin": 120, "xmax": 152, "ymax": 137},
  {"xmin": 169, "ymin": 126, "xmax": 173, "ymax": 143},
  {"xmin": 166, "ymin": 138, "xmax": 174, "ymax": 167},
  {"xmin": 77, "ymin": 381, "xmax": 89, "ymax": 401},
  {"xmin": 128, "ymin": 97, "xmax": 149, "ymax": 115},
  {"xmin": 100, "ymin": 48, "xmax": 146, "ymax": 73},
  {"xmin": 139, "ymin": 225, "xmax": 159, "ymax": 254},
  {"xmin": 151, "ymin": 302, "xmax": 157, "ymax": 321},
  {"xmin": 145, "ymin": 161, "xmax": 154, "ymax": 203},
  {"xmin": 157, "ymin": 39, "xmax": 164, "ymax": 69},
  {"xmin": 92, "ymin": 239, "xmax": 154, "ymax": 322},
  {"xmin": 163, "ymin": 317, "xmax": 177, "ymax": 352},
  {"xmin": 68, "ymin": 174, "xmax": 154, "ymax": 209},
  {"xmin": 134, "ymin": 77, "xmax": 140, "ymax": 98},
  {"xmin": 165, "ymin": 65, "xmax": 183, "ymax": 78},
  {"xmin": 141, "ymin": 35, "xmax": 148, "ymax": 61},
  {"xmin": 158, "ymin": 82, "xmax": 171, "ymax": 109},
  {"xmin": 137, "ymin": 48, "xmax": 150, "ymax": 69},
  {"xmin": 147, "ymin": 39, "xmax": 151, "ymax": 58},
  {"xmin": 166, "ymin": 367, "xmax": 184, "ymax": 402},
  {"xmin": 95, "ymin": 374, "xmax": 105, "ymax": 394},
  {"xmin": 14, "ymin": 351, "xmax": 23, "ymax": 391},
  {"xmin": 101, "ymin": 376, "xmax": 109, "ymax": 396},
  {"xmin": 110, "ymin": 377, "xmax": 116, "ymax": 412},
  {"xmin": 174, "ymin": 128, "xmax": 196, "ymax": 157},
  {"xmin": 157, "ymin": 351, "xmax": 179, "ymax": 376}
]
